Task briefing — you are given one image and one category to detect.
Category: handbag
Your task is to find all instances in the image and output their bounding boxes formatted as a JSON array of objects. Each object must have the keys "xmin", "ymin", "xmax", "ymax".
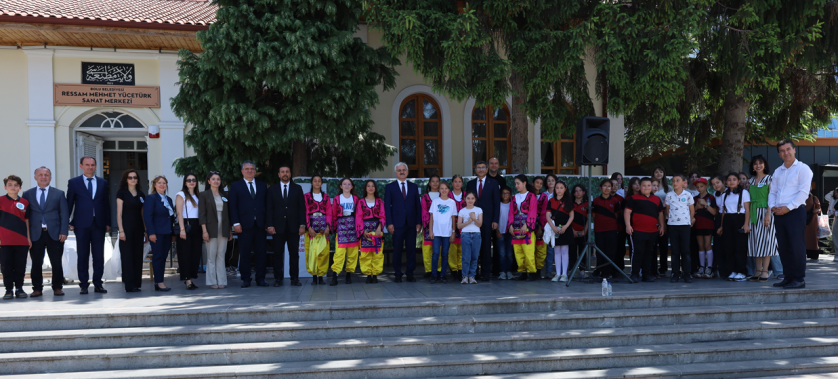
[
  {"xmin": 817, "ymin": 214, "xmax": 832, "ymax": 239},
  {"xmin": 183, "ymin": 198, "xmax": 192, "ymax": 233}
]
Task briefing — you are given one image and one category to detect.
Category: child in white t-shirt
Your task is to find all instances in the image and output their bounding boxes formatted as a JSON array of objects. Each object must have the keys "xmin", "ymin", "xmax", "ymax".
[
  {"xmin": 428, "ymin": 182, "xmax": 457, "ymax": 283},
  {"xmin": 457, "ymin": 191, "xmax": 483, "ymax": 284}
]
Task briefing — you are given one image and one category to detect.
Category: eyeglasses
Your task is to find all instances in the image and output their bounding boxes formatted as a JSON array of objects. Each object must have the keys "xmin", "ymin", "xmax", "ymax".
[
  {"xmin": 127, "ymin": 176, "xmax": 139, "ymax": 180},
  {"xmin": 153, "ymin": 175, "xmax": 166, "ymax": 179},
  {"xmin": 185, "ymin": 179, "xmax": 197, "ymax": 183}
]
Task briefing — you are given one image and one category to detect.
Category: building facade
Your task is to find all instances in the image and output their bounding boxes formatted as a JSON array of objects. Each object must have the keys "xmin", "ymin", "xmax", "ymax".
[{"xmin": 0, "ymin": 1, "xmax": 625, "ymax": 229}]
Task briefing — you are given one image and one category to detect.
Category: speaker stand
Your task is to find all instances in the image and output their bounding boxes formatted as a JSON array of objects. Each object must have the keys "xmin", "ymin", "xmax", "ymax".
[{"xmin": 565, "ymin": 165, "xmax": 634, "ymax": 286}]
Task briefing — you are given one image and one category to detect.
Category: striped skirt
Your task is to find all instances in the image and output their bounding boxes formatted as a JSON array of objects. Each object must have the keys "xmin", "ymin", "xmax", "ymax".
[{"xmin": 748, "ymin": 207, "xmax": 778, "ymax": 257}]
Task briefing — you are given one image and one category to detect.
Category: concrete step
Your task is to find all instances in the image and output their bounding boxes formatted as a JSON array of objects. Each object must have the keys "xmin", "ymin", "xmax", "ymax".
[
  {"xmin": 3, "ymin": 288, "xmax": 838, "ymax": 332},
  {"xmin": 3, "ymin": 301, "xmax": 838, "ymax": 353},
  {"xmin": 2, "ymin": 319, "xmax": 838, "ymax": 375},
  {"xmin": 438, "ymin": 356, "xmax": 838, "ymax": 378},
  {"xmin": 4, "ymin": 338, "xmax": 838, "ymax": 378}
]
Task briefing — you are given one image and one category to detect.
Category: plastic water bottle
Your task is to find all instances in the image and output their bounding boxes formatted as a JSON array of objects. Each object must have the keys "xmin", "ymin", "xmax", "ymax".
[
  {"xmin": 602, "ymin": 278, "xmax": 608, "ymax": 296},
  {"xmin": 607, "ymin": 282, "xmax": 613, "ymax": 296}
]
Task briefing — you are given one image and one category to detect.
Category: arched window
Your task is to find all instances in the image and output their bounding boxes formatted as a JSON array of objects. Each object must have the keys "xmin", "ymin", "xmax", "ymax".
[
  {"xmin": 541, "ymin": 129, "xmax": 577, "ymax": 175},
  {"xmin": 399, "ymin": 94, "xmax": 442, "ymax": 178},
  {"xmin": 472, "ymin": 105, "xmax": 510, "ymax": 174},
  {"xmin": 79, "ymin": 112, "xmax": 145, "ymax": 129}
]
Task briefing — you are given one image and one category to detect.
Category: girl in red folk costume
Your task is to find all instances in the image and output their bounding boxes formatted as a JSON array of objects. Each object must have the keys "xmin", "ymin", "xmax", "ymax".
[
  {"xmin": 547, "ymin": 180, "xmax": 575, "ymax": 282},
  {"xmin": 356, "ymin": 180, "xmax": 385, "ymax": 283},
  {"xmin": 508, "ymin": 175, "xmax": 539, "ymax": 281},
  {"xmin": 448, "ymin": 175, "xmax": 466, "ymax": 281},
  {"xmin": 421, "ymin": 175, "xmax": 442, "ymax": 279},
  {"xmin": 330, "ymin": 178, "xmax": 360, "ymax": 286},
  {"xmin": 533, "ymin": 176, "xmax": 549, "ymax": 278},
  {"xmin": 304, "ymin": 175, "xmax": 331, "ymax": 285}
]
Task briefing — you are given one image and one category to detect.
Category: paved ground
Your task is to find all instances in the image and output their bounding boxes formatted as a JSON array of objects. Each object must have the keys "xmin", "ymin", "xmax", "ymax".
[{"xmin": 3, "ymin": 255, "xmax": 836, "ymax": 313}]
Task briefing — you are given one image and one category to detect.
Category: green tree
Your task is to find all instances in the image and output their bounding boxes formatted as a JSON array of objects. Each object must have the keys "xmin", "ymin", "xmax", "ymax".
[
  {"xmin": 625, "ymin": 1, "xmax": 837, "ymax": 174},
  {"xmin": 365, "ymin": 0, "xmax": 709, "ymax": 174},
  {"xmin": 171, "ymin": 0, "xmax": 398, "ymax": 183}
]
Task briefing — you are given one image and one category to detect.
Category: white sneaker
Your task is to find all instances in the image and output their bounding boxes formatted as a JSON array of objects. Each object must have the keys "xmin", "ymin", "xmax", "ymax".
[
  {"xmin": 734, "ymin": 273, "xmax": 747, "ymax": 281},
  {"xmin": 559, "ymin": 275, "xmax": 568, "ymax": 282},
  {"xmin": 461, "ymin": 277, "xmax": 468, "ymax": 284},
  {"xmin": 469, "ymin": 277, "xmax": 477, "ymax": 284},
  {"xmin": 507, "ymin": 272, "xmax": 515, "ymax": 280},
  {"xmin": 728, "ymin": 272, "xmax": 736, "ymax": 279},
  {"xmin": 551, "ymin": 274, "xmax": 560, "ymax": 282},
  {"xmin": 501, "ymin": 272, "xmax": 509, "ymax": 280}
]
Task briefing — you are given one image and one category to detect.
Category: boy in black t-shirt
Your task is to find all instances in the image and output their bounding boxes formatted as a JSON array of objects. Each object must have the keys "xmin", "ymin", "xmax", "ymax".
[{"xmin": 624, "ymin": 178, "xmax": 665, "ymax": 282}]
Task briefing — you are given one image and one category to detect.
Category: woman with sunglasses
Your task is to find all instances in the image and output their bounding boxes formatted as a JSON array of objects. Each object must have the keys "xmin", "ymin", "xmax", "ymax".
[
  {"xmin": 176, "ymin": 173, "xmax": 202, "ymax": 290},
  {"xmin": 116, "ymin": 169, "xmax": 146, "ymax": 292}
]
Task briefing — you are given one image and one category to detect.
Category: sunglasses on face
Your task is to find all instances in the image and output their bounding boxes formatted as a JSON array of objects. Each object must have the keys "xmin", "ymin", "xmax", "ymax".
[
  {"xmin": 128, "ymin": 176, "xmax": 138, "ymax": 180},
  {"xmin": 186, "ymin": 179, "xmax": 197, "ymax": 183}
]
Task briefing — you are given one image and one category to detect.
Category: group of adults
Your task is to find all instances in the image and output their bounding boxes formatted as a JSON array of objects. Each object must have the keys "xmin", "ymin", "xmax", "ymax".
[{"xmin": 0, "ymin": 139, "xmax": 817, "ymax": 298}]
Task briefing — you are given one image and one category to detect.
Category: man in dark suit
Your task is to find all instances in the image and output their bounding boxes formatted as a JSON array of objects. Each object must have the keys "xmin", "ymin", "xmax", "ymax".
[
  {"xmin": 24, "ymin": 166, "xmax": 69, "ymax": 297},
  {"xmin": 266, "ymin": 165, "xmax": 306, "ymax": 287},
  {"xmin": 67, "ymin": 156, "xmax": 110, "ymax": 294},
  {"xmin": 466, "ymin": 160, "xmax": 501, "ymax": 281},
  {"xmin": 229, "ymin": 160, "xmax": 269, "ymax": 287},
  {"xmin": 487, "ymin": 157, "xmax": 507, "ymax": 276},
  {"xmin": 384, "ymin": 162, "xmax": 422, "ymax": 282}
]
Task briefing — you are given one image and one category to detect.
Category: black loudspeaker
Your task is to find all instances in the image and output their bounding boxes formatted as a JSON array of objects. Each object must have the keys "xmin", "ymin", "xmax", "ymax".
[{"xmin": 576, "ymin": 116, "xmax": 610, "ymax": 165}]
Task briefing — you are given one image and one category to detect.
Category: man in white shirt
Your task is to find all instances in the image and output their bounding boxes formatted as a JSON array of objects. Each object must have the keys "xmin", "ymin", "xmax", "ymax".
[{"xmin": 768, "ymin": 139, "xmax": 814, "ymax": 289}]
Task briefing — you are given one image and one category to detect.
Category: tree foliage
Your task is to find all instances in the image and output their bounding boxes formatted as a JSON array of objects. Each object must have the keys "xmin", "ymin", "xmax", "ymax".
[
  {"xmin": 171, "ymin": 0, "xmax": 398, "ymax": 184},
  {"xmin": 365, "ymin": 0, "xmax": 712, "ymax": 173},
  {"xmin": 625, "ymin": 0, "xmax": 837, "ymax": 174}
]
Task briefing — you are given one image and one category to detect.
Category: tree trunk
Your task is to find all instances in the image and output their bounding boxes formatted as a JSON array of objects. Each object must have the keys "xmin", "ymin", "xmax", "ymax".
[
  {"xmin": 509, "ymin": 69, "xmax": 528, "ymax": 174},
  {"xmin": 718, "ymin": 90, "xmax": 750, "ymax": 175},
  {"xmin": 292, "ymin": 139, "xmax": 308, "ymax": 177}
]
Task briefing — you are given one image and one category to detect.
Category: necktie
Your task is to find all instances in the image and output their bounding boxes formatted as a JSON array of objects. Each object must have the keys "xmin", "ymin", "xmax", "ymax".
[
  {"xmin": 249, "ymin": 181, "xmax": 255, "ymax": 199},
  {"xmin": 283, "ymin": 184, "xmax": 288, "ymax": 199},
  {"xmin": 479, "ymin": 179, "xmax": 484, "ymax": 199},
  {"xmin": 40, "ymin": 188, "xmax": 46, "ymax": 226},
  {"xmin": 401, "ymin": 182, "xmax": 406, "ymax": 199},
  {"xmin": 87, "ymin": 178, "xmax": 93, "ymax": 198}
]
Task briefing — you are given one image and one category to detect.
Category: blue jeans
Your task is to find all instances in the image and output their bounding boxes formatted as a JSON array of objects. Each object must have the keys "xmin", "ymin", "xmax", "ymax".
[
  {"xmin": 461, "ymin": 232, "xmax": 482, "ymax": 278},
  {"xmin": 498, "ymin": 232, "xmax": 514, "ymax": 272},
  {"xmin": 432, "ymin": 236, "xmax": 451, "ymax": 277}
]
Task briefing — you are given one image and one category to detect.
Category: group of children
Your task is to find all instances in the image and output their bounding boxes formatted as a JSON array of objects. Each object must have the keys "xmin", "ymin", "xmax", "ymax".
[{"xmin": 413, "ymin": 165, "xmax": 766, "ymax": 285}]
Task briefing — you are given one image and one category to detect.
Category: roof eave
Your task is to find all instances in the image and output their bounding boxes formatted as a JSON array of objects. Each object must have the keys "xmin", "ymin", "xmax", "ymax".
[{"xmin": 0, "ymin": 15, "xmax": 210, "ymax": 31}]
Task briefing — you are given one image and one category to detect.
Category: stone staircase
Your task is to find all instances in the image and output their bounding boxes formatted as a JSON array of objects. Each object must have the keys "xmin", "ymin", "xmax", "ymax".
[{"xmin": 3, "ymin": 289, "xmax": 838, "ymax": 378}]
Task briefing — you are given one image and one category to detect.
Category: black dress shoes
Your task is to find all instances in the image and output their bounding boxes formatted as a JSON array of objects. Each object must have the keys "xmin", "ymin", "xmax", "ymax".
[
  {"xmin": 345, "ymin": 273, "xmax": 352, "ymax": 284},
  {"xmin": 312, "ymin": 276, "xmax": 319, "ymax": 285},
  {"xmin": 290, "ymin": 279, "xmax": 302, "ymax": 286},
  {"xmin": 366, "ymin": 275, "xmax": 372, "ymax": 284},
  {"xmin": 330, "ymin": 273, "xmax": 339, "ymax": 286},
  {"xmin": 773, "ymin": 279, "xmax": 791, "ymax": 287},
  {"xmin": 372, "ymin": 275, "xmax": 378, "ymax": 283},
  {"xmin": 256, "ymin": 281, "xmax": 269, "ymax": 287},
  {"xmin": 394, "ymin": 276, "xmax": 403, "ymax": 283},
  {"xmin": 406, "ymin": 275, "xmax": 416, "ymax": 282},
  {"xmin": 318, "ymin": 276, "xmax": 326, "ymax": 285},
  {"xmin": 154, "ymin": 285, "xmax": 172, "ymax": 292},
  {"xmin": 94, "ymin": 286, "xmax": 108, "ymax": 293},
  {"xmin": 79, "ymin": 287, "xmax": 89, "ymax": 294},
  {"xmin": 241, "ymin": 282, "xmax": 251, "ymax": 288},
  {"xmin": 273, "ymin": 280, "xmax": 283, "ymax": 287},
  {"xmin": 784, "ymin": 281, "xmax": 805, "ymax": 289}
]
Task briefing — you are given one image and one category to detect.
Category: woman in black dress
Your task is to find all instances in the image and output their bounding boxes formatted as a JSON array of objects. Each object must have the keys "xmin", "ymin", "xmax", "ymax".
[{"xmin": 116, "ymin": 169, "xmax": 146, "ymax": 292}]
